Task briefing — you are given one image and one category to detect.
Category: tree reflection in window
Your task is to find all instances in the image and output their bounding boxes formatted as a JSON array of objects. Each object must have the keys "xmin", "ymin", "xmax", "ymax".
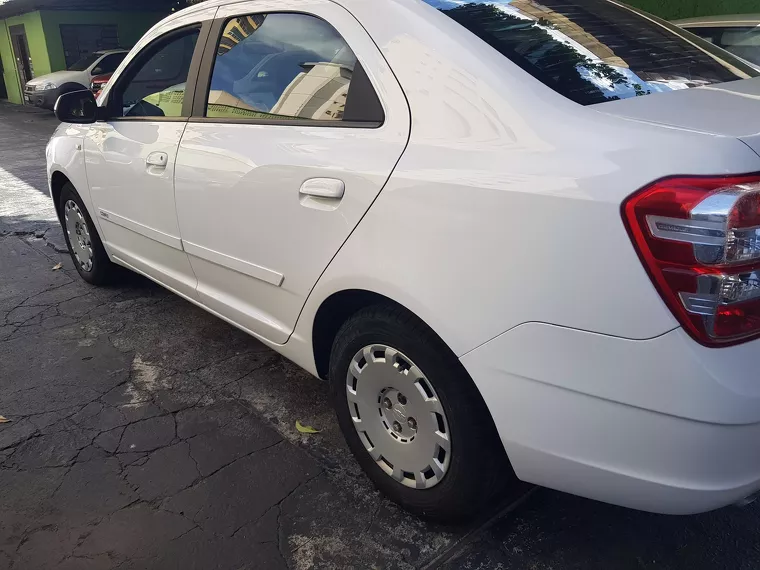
[{"xmin": 429, "ymin": 0, "xmax": 755, "ymax": 105}]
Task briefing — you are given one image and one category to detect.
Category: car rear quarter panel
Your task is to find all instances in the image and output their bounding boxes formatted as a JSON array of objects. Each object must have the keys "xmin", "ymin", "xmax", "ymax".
[{"xmin": 299, "ymin": 0, "xmax": 760, "ymax": 357}]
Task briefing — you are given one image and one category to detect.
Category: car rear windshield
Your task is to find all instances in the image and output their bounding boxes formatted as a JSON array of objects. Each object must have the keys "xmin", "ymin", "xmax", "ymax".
[{"xmin": 423, "ymin": 0, "xmax": 759, "ymax": 105}]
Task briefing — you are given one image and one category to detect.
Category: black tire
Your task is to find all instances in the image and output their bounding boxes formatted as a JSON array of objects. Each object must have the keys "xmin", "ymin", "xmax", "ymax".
[
  {"xmin": 59, "ymin": 183, "xmax": 117, "ymax": 285},
  {"xmin": 329, "ymin": 304, "xmax": 511, "ymax": 523}
]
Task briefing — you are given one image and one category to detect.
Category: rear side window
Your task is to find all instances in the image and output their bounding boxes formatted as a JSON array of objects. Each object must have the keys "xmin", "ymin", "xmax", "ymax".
[
  {"xmin": 686, "ymin": 26, "xmax": 760, "ymax": 66},
  {"xmin": 424, "ymin": 0, "xmax": 759, "ymax": 105},
  {"xmin": 205, "ymin": 13, "xmax": 369, "ymax": 122}
]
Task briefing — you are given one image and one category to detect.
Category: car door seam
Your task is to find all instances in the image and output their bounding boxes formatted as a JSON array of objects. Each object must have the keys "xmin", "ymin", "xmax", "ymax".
[
  {"xmin": 98, "ymin": 208, "xmax": 183, "ymax": 250},
  {"xmin": 183, "ymin": 240, "xmax": 285, "ymax": 287},
  {"xmin": 284, "ymin": 0, "xmax": 415, "ymax": 344},
  {"xmin": 173, "ymin": 120, "xmax": 192, "ymax": 254}
]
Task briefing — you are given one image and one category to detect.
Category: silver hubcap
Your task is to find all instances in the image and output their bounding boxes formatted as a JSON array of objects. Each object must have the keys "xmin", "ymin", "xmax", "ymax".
[
  {"xmin": 64, "ymin": 200, "xmax": 93, "ymax": 272},
  {"xmin": 346, "ymin": 344, "xmax": 451, "ymax": 489}
]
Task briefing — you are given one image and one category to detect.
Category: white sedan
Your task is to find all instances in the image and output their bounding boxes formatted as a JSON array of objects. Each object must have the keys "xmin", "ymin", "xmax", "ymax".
[{"xmin": 47, "ymin": 0, "xmax": 760, "ymax": 522}]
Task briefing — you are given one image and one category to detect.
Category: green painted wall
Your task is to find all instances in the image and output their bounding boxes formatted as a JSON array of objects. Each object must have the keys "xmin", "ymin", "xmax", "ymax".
[
  {"xmin": 626, "ymin": 0, "xmax": 759, "ymax": 20},
  {"xmin": 0, "ymin": 21, "xmax": 20, "ymax": 103},
  {"xmin": 0, "ymin": 10, "xmax": 162, "ymax": 104},
  {"xmin": 39, "ymin": 11, "xmax": 162, "ymax": 73},
  {"xmin": 0, "ymin": 11, "xmax": 47, "ymax": 104}
]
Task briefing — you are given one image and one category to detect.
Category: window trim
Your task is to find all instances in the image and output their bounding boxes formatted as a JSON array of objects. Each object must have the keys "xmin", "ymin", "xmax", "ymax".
[
  {"xmin": 680, "ymin": 22, "xmax": 760, "ymax": 29},
  {"xmin": 191, "ymin": 11, "xmax": 384, "ymax": 128},
  {"xmin": 102, "ymin": 21, "xmax": 212, "ymax": 122},
  {"xmin": 188, "ymin": 116, "xmax": 381, "ymax": 128}
]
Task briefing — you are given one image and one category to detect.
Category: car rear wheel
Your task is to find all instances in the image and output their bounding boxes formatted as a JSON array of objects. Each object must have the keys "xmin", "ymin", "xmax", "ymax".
[
  {"xmin": 329, "ymin": 304, "xmax": 510, "ymax": 522},
  {"xmin": 59, "ymin": 183, "xmax": 117, "ymax": 285}
]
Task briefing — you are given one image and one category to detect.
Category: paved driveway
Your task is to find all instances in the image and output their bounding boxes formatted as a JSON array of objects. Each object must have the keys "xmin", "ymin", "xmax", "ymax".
[{"xmin": 1, "ymin": 102, "xmax": 759, "ymax": 570}]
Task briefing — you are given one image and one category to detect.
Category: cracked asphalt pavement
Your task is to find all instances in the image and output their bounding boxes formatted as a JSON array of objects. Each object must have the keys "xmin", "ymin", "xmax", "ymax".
[{"xmin": 2, "ymin": 101, "xmax": 760, "ymax": 570}]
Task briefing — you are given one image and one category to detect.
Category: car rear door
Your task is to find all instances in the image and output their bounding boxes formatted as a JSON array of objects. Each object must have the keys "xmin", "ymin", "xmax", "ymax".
[{"xmin": 174, "ymin": 1, "xmax": 410, "ymax": 344}]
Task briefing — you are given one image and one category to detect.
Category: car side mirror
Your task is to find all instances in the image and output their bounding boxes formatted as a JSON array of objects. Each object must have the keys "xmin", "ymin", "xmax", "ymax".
[
  {"xmin": 55, "ymin": 90, "xmax": 98, "ymax": 124},
  {"xmin": 92, "ymin": 67, "xmax": 103, "ymax": 75}
]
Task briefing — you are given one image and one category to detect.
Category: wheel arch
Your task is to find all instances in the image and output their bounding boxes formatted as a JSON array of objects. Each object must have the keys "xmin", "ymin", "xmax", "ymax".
[
  {"xmin": 312, "ymin": 289, "xmax": 395, "ymax": 381},
  {"xmin": 58, "ymin": 82, "xmax": 89, "ymax": 94},
  {"xmin": 311, "ymin": 289, "xmax": 482, "ymax": 399},
  {"xmin": 311, "ymin": 287, "xmax": 512, "ymax": 491},
  {"xmin": 50, "ymin": 170, "xmax": 71, "ymax": 220},
  {"xmin": 50, "ymin": 170, "xmax": 106, "ymax": 249},
  {"xmin": 311, "ymin": 288, "xmax": 471, "ymax": 382}
]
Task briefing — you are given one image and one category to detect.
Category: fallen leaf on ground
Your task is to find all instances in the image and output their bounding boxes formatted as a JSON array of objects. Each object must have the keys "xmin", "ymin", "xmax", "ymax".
[
  {"xmin": 0, "ymin": 416, "xmax": 10, "ymax": 424},
  {"xmin": 52, "ymin": 263, "xmax": 63, "ymax": 271},
  {"xmin": 295, "ymin": 420, "xmax": 321, "ymax": 434}
]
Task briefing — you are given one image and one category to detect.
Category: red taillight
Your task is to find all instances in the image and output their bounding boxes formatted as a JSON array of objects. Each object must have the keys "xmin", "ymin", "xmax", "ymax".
[{"xmin": 623, "ymin": 174, "xmax": 760, "ymax": 347}]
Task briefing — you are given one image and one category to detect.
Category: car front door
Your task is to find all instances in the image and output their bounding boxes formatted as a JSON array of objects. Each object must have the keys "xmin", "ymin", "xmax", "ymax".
[
  {"xmin": 84, "ymin": 11, "xmax": 214, "ymax": 299},
  {"xmin": 174, "ymin": 1, "xmax": 410, "ymax": 344}
]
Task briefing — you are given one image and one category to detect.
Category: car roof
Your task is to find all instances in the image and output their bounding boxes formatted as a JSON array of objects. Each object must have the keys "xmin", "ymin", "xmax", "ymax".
[
  {"xmin": 673, "ymin": 14, "xmax": 760, "ymax": 27},
  {"xmin": 163, "ymin": 0, "xmax": 231, "ymax": 21}
]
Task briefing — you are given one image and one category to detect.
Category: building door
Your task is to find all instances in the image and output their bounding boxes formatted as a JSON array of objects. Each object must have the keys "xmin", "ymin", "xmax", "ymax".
[
  {"xmin": 0, "ymin": 58, "xmax": 7, "ymax": 99},
  {"xmin": 60, "ymin": 25, "xmax": 119, "ymax": 69},
  {"xmin": 9, "ymin": 25, "xmax": 33, "ymax": 94}
]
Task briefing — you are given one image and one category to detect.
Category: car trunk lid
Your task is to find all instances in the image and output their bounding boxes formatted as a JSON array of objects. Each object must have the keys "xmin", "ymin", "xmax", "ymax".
[{"xmin": 595, "ymin": 77, "xmax": 760, "ymax": 157}]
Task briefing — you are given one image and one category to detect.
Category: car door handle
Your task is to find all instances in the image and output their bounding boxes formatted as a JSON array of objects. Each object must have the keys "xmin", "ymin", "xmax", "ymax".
[
  {"xmin": 299, "ymin": 178, "xmax": 345, "ymax": 200},
  {"xmin": 146, "ymin": 152, "xmax": 168, "ymax": 168}
]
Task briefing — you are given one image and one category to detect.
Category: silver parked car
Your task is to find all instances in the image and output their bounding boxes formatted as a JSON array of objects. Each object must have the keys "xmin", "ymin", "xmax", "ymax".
[{"xmin": 675, "ymin": 14, "xmax": 760, "ymax": 66}]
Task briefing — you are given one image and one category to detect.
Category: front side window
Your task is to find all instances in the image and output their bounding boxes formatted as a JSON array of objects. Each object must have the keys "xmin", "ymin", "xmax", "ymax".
[
  {"xmin": 424, "ymin": 0, "xmax": 759, "ymax": 105},
  {"xmin": 114, "ymin": 30, "xmax": 199, "ymax": 118},
  {"xmin": 687, "ymin": 26, "xmax": 760, "ymax": 66},
  {"xmin": 206, "ymin": 13, "xmax": 357, "ymax": 121}
]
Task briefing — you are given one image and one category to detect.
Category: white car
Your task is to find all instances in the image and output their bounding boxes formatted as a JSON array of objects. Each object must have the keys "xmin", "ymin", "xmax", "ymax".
[
  {"xmin": 24, "ymin": 49, "xmax": 128, "ymax": 110},
  {"xmin": 47, "ymin": 0, "xmax": 760, "ymax": 522}
]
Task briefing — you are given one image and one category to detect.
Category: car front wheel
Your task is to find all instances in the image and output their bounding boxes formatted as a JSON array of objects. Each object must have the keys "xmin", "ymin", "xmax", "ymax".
[
  {"xmin": 329, "ymin": 304, "xmax": 510, "ymax": 522},
  {"xmin": 59, "ymin": 182, "xmax": 117, "ymax": 285}
]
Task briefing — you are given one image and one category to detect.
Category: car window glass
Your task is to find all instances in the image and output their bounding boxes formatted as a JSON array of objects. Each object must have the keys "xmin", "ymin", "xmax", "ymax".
[
  {"xmin": 717, "ymin": 27, "xmax": 760, "ymax": 66},
  {"xmin": 95, "ymin": 53, "xmax": 127, "ymax": 75},
  {"xmin": 424, "ymin": 0, "xmax": 758, "ymax": 106},
  {"xmin": 116, "ymin": 30, "xmax": 199, "ymax": 118},
  {"xmin": 68, "ymin": 52, "xmax": 101, "ymax": 71},
  {"xmin": 685, "ymin": 27, "xmax": 716, "ymax": 43},
  {"xmin": 206, "ymin": 13, "xmax": 356, "ymax": 121}
]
